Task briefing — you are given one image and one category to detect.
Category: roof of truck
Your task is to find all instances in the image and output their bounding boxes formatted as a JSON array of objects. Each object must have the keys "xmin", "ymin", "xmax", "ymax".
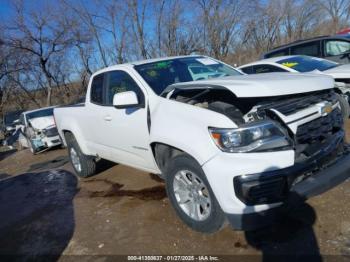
[
  {"xmin": 92, "ymin": 55, "xmax": 207, "ymax": 76},
  {"xmin": 129, "ymin": 55, "xmax": 202, "ymax": 66}
]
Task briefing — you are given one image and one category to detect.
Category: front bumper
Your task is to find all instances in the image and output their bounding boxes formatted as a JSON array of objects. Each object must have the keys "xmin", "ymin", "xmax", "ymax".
[
  {"xmin": 227, "ymin": 148, "xmax": 350, "ymax": 230},
  {"xmin": 234, "ymin": 130, "xmax": 346, "ymax": 206},
  {"xmin": 31, "ymin": 135, "xmax": 61, "ymax": 152},
  {"xmin": 202, "ymin": 130, "xmax": 350, "ymax": 230}
]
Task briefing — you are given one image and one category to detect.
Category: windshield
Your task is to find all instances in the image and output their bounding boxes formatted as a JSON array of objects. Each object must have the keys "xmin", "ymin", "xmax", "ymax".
[
  {"xmin": 189, "ymin": 66, "xmax": 212, "ymax": 74},
  {"xmin": 276, "ymin": 56, "xmax": 338, "ymax": 72},
  {"xmin": 26, "ymin": 108, "xmax": 54, "ymax": 120},
  {"xmin": 134, "ymin": 56, "xmax": 241, "ymax": 95},
  {"xmin": 4, "ymin": 110, "xmax": 23, "ymax": 125}
]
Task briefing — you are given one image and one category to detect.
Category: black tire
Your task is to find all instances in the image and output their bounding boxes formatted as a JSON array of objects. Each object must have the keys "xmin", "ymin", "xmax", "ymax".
[
  {"xmin": 65, "ymin": 132, "xmax": 96, "ymax": 178},
  {"xmin": 165, "ymin": 154, "xmax": 225, "ymax": 233},
  {"xmin": 335, "ymin": 93, "xmax": 350, "ymax": 120}
]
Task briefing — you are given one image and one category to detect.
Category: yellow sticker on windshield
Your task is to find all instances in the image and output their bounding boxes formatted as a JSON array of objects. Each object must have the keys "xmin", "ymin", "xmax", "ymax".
[{"xmin": 281, "ymin": 62, "xmax": 298, "ymax": 68}]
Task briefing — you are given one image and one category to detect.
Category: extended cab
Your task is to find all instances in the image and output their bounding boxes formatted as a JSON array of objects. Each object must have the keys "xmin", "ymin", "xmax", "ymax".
[{"xmin": 54, "ymin": 56, "xmax": 350, "ymax": 233}]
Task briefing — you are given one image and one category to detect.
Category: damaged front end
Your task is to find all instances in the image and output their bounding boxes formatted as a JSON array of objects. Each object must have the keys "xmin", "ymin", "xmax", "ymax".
[
  {"xmin": 168, "ymin": 87, "xmax": 342, "ymax": 155},
  {"xmin": 27, "ymin": 118, "xmax": 61, "ymax": 154},
  {"xmin": 168, "ymin": 86, "xmax": 347, "ymax": 205}
]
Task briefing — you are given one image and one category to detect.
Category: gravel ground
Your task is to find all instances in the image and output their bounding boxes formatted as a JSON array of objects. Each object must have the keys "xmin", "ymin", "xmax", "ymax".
[{"xmin": 0, "ymin": 121, "xmax": 350, "ymax": 261}]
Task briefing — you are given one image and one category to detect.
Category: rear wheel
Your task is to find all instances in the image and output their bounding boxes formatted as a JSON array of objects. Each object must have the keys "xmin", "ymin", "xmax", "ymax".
[
  {"xmin": 65, "ymin": 132, "xmax": 96, "ymax": 178},
  {"xmin": 165, "ymin": 154, "xmax": 225, "ymax": 233}
]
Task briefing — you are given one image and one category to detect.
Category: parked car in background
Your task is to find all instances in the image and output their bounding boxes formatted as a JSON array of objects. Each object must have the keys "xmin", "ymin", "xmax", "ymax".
[
  {"xmin": 263, "ymin": 35, "xmax": 350, "ymax": 63},
  {"xmin": 1, "ymin": 110, "xmax": 24, "ymax": 138},
  {"xmin": 18, "ymin": 106, "xmax": 61, "ymax": 154},
  {"xmin": 337, "ymin": 28, "xmax": 350, "ymax": 35},
  {"xmin": 239, "ymin": 55, "xmax": 350, "ymax": 118},
  {"xmin": 55, "ymin": 55, "xmax": 350, "ymax": 233}
]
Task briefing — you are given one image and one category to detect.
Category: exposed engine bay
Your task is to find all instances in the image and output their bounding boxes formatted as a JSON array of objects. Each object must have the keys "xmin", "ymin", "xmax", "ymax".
[
  {"xmin": 169, "ymin": 87, "xmax": 338, "ymax": 124},
  {"xmin": 169, "ymin": 87, "xmax": 344, "ymax": 162}
]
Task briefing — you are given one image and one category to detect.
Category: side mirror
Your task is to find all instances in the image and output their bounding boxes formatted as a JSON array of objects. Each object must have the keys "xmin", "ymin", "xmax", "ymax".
[{"xmin": 113, "ymin": 91, "xmax": 139, "ymax": 109}]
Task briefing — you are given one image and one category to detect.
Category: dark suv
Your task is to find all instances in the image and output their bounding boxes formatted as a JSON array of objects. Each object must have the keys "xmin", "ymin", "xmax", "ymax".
[{"xmin": 263, "ymin": 35, "xmax": 350, "ymax": 63}]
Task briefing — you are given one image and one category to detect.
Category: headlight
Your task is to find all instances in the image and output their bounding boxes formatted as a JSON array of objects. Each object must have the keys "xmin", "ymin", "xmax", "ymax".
[{"xmin": 209, "ymin": 121, "xmax": 292, "ymax": 153}]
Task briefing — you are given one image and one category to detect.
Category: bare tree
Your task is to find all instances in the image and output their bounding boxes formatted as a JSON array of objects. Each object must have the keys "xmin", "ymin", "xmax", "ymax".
[
  {"xmin": 5, "ymin": 2, "xmax": 75, "ymax": 106},
  {"xmin": 2, "ymin": 0, "xmax": 350, "ymax": 113},
  {"xmin": 129, "ymin": 0, "xmax": 149, "ymax": 59},
  {"xmin": 63, "ymin": 0, "xmax": 109, "ymax": 67},
  {"xmin": 317, "ymin": 0, "xmax": 350, "ymax": 33},
  {"xmin": 242, "ymin": 1, "xmax": 285, "ymax": 56},
  {"xmin": 282, "ymin": 0, "xmax": 322, "ymax": 42},
  {"xmin": 197, "ymin": 0, "xmax": 252, "ymax": 59},
  {"xmin": 153, "ymin": 0, "xmax": 200, "ymax": 56},
  {"xmin": 103, "ymin": 1, "xmax": 128, "ymax": 64},
  {"xmin": 155, "ymin": 0, "xmax": 166, "ymax": 56}
]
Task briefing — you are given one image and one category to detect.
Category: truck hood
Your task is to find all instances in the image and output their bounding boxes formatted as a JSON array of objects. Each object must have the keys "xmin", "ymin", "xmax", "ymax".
[
  {"xmin": 324, "ymin": 64, "xmax": 350, "ymax": 78},
  {"xmin": 167, "ymin": 72, "xmax": 334, "ymax": 97},
  {"xmin": 29, "ymin": 116, "xmax": 55, "ymax": 130}
]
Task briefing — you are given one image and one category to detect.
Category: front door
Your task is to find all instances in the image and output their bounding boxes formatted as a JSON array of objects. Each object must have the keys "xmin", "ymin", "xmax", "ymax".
[{"xmin": 99, "ymin": 69, "xmax": 157, "ymax": 171}]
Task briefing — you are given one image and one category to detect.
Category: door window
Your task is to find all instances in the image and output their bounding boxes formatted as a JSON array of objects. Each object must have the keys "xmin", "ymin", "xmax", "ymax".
[
  {"xmin": 240, "ymin": 66, "xmax": 254, "ymax": 74},
  {"xmin": 90, "ymin": 73, "xmax": 104, "ymax": 104},
  {"xmin": 290, "ymin": 41, "xmax": 320, "ymax": 57},
  {"xmin": 106, "ymin": 71, "xmax": 145, "ymax": 106},
  {"xmin": 325, "ymin": 40, "xmax": 350, "ymax": 56}
]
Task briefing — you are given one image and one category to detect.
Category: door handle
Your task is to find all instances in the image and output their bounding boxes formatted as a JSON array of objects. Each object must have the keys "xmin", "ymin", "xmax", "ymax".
[{"xmin": 104, "ymin": 115, "xmax": 112, "ymax": 121}]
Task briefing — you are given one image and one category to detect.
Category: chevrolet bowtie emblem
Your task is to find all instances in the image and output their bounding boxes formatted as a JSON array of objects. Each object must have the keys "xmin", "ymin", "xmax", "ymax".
[{"xmin": 319, "ymin": 102, "xmax": 333, "ymax": 116}]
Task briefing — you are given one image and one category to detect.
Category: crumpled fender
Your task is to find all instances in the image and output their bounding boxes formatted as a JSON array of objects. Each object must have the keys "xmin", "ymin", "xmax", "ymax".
[{"xmin": 149, "ymin": 98, "xmax": 236, "ymax": 165}]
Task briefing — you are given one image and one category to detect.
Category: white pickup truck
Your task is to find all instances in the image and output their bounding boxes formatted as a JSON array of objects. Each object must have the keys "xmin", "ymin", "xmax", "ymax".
[{"xmin": 54, "ymin": 55, "xmax": 350, "ymax": 233}]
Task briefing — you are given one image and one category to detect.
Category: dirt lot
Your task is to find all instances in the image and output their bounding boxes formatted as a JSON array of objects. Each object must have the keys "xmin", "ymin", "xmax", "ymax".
[{"xmin": 1, "ymin": 124, "xmax": 350, "ymax": 261}]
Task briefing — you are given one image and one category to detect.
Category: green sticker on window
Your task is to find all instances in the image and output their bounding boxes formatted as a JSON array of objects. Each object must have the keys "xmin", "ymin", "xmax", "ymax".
[{"xmin": 155, "ymin": 61, "xmax": 170, "ymax": 69}]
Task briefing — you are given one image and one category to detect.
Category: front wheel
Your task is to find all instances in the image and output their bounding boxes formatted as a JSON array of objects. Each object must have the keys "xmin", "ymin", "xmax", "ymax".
[
  {"xmin": 65, "ymin": 132, "xmax": 96, "ymax": 178},
  {"xmin": 165, "ymin": 154, "xmax": 225, "ymax": 233}
]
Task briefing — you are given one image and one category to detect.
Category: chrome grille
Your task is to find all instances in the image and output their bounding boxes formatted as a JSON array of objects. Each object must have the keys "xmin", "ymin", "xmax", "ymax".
[{"xmin": 258, "ymin": 89, "xmax": 337, "ymax": 116}]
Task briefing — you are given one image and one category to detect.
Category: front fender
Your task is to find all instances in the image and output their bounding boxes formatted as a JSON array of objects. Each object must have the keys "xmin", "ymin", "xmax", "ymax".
[{"xmin": 150, "ymin": 98, "xmax": 236, "ymax": 165}]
